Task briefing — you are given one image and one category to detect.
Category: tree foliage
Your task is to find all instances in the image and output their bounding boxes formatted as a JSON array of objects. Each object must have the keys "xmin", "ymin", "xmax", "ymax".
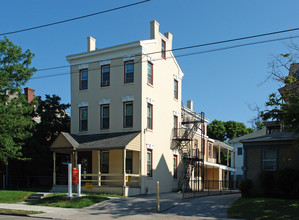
[
  {"xmin": 207, "ymin": 120, "xmax": 253, "ymax": 142},
  {"xmin": 21, "ymin": 94, "xmax": 70, "ymax": 175},
  {"xmin": 0, "ymin": 37, "xmax": 36, "ymax": 164}
]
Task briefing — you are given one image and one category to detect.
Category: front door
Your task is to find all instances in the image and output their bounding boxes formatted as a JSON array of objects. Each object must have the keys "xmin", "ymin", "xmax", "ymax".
[{"xmin": 78, "ymin": 152, "xmax": 92, "ymax": 180}]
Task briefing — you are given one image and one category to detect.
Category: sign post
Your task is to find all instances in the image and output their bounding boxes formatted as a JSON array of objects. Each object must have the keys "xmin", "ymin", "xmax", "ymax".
[
  {"xmin": 77, "ymin": 164, "xmax": 81, "ymax": 197},
  {"xmin": 68, "ymin": 163, "xmax": 72, "ymax": 198}
]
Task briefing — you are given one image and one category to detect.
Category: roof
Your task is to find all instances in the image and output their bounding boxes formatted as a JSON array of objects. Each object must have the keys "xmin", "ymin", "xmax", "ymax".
[
  {"xmin": 51, "ymin": 131, "xmax": 141, "ymax": 152},
  {"xmin": 229, "ymin": 128, "xmax": 267, "ymax": 144},
  {"xmin": 240, "ymin": 132, "xmax": 297, "ymax": 143},
  {"xmin": 212, "ymin": 140, "xmax": 235, "ymax": 152}
]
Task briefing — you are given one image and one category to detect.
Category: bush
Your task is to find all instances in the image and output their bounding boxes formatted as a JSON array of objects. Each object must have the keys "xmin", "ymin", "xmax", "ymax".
[
  {"xmin": 277, "ymin": 168, "xmax": 299, "ymax": 198},
  {"xmin": 239, "ymin": 179, "xmax": 252, "ymax": 198},
  {"xmin": 259, "ymin": 171, "xmax": 275, "ymax": 193}
]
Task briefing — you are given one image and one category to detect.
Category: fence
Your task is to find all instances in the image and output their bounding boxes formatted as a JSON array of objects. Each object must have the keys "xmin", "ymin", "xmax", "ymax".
[
  {"xmin": 2, "ymin": 175, "xmax": 66, "ymax": 190},
  {"xmin": 182, "ymin": 180, "xmax": 240, "ymax": 199}
]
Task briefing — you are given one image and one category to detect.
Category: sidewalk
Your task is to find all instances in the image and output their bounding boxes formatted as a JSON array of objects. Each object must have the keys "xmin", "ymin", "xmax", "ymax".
[{"xmin": 0, "ymin": 192, "xmax": 241, "ymax": 220}]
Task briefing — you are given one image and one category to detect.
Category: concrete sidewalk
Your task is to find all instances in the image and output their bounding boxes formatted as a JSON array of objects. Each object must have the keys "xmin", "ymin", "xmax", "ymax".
[{"xmin": 0, "ymin": 192, "xmax": 241, "ymax": 220}]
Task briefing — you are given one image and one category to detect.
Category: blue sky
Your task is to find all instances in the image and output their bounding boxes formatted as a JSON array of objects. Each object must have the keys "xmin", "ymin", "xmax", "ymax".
[{"xmin": 1, "ymin": 0, "xmax": 299, "ymax": 127}]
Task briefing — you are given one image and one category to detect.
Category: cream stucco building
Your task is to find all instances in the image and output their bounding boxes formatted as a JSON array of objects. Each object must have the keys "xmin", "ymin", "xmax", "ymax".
[{"xmin": 50, "ymin": 21, "xmax": 235, "ymax": 196}]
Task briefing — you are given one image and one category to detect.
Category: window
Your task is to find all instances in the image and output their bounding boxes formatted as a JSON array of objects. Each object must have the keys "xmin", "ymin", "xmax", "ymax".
[
  {"xmin": 124, "ymin": 61, "xmax": 134, "ymax": 83},
  {"xmin": 100, "ymin": 104, "xmax": 109, "ymax": 130},
  {"xmin": 147, "ymin": 149, "xmax": 152, "ymax": 177},
  {"xmin": 79, "ymin": 107, "xmax": 88, "ymax": 131},
  {"xmin": 101, "ymin": 151, "xmax": 109, "ymax": 173},
  {"xmin": 194, "ymin": 139, "xmax": 198, "ymax": 148},
  {"xmin": 101, "ymin": 65, "xmax": 110, "ymax": 87},
  {"xmin": 173, "ymin": 155, "xmax": 177, "ymax": 179},
  {"xmin": 237, "ymin": 147, "xmax": 243, "ymax": 155},
  {"xmin": 126, "ymin": 151, "xmax": 133, "ymax": 174},
  {"xmin": 80, "ymin": 69, "xmax": 88, "ymax": 90},
  {"xmin": 173, "ymin": 115, "xmax": 178, "ymax": 137},
  {"xmin": 147, "ymin": 62, "xmax": 153, "ymax": 85},
  {"xmin": 161, "ymin": 39, "xmax": 166, "ymax": 59},
  {"xmin": 147, "ymin": 103, "xmax": 153, "ymax": 130},
  {"xmin": 124, "ymin": 102, "xmax": 133, "ymax": 128},
  {"xmin": 209, "ymin": 143, "xmax": 212, "ymax": 158},
  {"xmin": 262, "ymin": 149, "xmax": 277, "ymax": 171},
  {"xmin": 174, "ymin": 79, "xmax": 178, "ymax": 99}
]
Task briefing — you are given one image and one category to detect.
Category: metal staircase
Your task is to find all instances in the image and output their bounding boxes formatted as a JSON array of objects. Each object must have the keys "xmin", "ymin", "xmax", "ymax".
[{"xmin": 173, "ymin": 111, "xmax": 206, "ymax": 192}]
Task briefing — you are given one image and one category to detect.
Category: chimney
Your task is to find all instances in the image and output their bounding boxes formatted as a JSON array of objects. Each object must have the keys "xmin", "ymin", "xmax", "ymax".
[
  {"xmin": 24, "ymin": 87, "xmax": 35, "ymax": 103},
  {"xmin": 87, "ymin": 36, "xmax": 96, "ymax": 51},
  {"xmin": 187, "ymin": 100, "xmax": 193, "ymax": 111},
  {"xmin": 150, "ymin": 20, "xmax": 160, "ymax": 39}
]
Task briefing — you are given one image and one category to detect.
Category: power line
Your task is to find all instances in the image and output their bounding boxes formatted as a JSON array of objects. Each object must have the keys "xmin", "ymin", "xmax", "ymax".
[
  {"xmin": 0, "ymin": 0, "xmax": 151, "ymax": 36},
  {"xmin": 30, "ymin": 34, "xmax": 299, "ymax": 80},
  {"xmin": 35, "ymin": 26, "xmax": 299, "ymax": 73}
]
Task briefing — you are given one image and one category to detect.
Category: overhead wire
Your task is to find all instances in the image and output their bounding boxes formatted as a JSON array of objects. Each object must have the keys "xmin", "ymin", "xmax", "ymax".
[
  {"xmin": 0, "ymin": 0, "xmax": 151, "ymax": 36},
  {"xmin": 34, "ymin": 26, "xmax": 299, "ymax": 73},
  {"xmin": 30, "ymin": 34, "xmax": 299, "ymax": 80}
]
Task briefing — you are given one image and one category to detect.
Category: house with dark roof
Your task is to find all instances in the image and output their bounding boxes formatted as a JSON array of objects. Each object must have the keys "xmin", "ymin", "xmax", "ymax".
[
  {"xmin": 241, "ymin": 127, "xmax": 298, "ymax": 195},
  {"xmin": 229, "ymin": 128, "xmax": 266, "ymax": 181}
]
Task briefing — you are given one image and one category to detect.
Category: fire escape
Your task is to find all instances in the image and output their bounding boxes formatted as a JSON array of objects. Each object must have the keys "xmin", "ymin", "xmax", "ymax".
[{"xmin": 172, "ymin": 112, "xmax": 206, "ymax": 193}]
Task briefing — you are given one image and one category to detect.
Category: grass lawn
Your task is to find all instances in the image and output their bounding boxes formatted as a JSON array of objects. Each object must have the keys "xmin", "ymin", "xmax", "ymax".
[
  {"xmin": 228, "ymin": 197, "xmax": 299, "ymax": 220},
  {"xmin": 0, "ymin": 208, "xmax": 43, "ymax": 215},
  {"xmin": 28, "ymin": 193, "xmax": 110, "ymax": 208},
  {"xmin": 0, "ymin": 190, "xmax": 32, "ymax": 203}
]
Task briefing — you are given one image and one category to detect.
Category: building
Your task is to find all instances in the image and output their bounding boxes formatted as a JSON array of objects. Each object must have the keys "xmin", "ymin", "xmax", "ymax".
[
  {"xmin": 50, "ymin": 21, "xmax": 235, "ymax": 196},
  {"xmin": 229, "ymin": 128, "xmax": 266, "ymax": 181},
  {"xmin": 242, "ymin": 126, "xmax": 298, "ymax": 195}
]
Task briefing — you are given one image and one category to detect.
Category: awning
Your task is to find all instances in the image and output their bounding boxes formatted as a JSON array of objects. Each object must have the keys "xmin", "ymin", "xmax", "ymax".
[{"xmin": 50, "ymin": 131, "xmax": 141, "ymax": 153}]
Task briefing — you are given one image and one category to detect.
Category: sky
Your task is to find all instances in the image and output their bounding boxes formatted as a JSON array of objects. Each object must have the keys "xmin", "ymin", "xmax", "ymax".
[{"xmin": 1, "ymin": 0, "xmax": 299, "ymax": 128}]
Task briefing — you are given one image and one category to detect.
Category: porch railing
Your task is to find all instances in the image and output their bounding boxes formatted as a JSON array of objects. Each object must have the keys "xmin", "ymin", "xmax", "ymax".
[{"xmin": 81, "ymin": 173, "xmax": 140, "ymax": 187}]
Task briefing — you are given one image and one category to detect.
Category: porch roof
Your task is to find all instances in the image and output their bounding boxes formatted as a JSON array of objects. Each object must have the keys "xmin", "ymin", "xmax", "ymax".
[{"xmin": 50, "ymin": 131, "xmax": 141, "ymax": 152}]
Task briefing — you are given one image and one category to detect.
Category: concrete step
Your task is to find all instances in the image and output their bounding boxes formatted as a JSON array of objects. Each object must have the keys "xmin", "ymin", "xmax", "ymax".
[
  {"xmin": 50, "ymin": 185, "xmax": 76, "ymax": 193},
  {"xmin": 25, "ymin": 193, "xmax": 46, "ymax": 202}
]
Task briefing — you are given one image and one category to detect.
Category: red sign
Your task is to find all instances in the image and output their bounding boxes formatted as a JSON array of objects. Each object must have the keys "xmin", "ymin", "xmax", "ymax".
[{"xmin": 72, "ymin": 167, "xmax": 79, "ymax": 184}]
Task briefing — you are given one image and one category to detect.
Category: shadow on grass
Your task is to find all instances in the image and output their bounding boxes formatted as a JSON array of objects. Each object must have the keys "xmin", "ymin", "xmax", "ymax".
[
  {"xmin": 228, "ymin": 197, "xmax": 299, "ymax": 219},
  {"xmin": 28, "ymin": 194, "xmax": 109, "ymax": 209}
]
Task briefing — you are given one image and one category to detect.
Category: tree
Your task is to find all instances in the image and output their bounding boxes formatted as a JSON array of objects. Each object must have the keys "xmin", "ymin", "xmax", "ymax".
[
  {"xmin": 207, "ymin": 120, "xmax": 226, "ymax": 142},
  {"xmin": 207, "ymin": 120, "xmax": 253, "ymax": 142},
  {"xmin": 21, "ymin": 94, "xmax": 70, "ymax": 175},
  {"xmin": 0, "ymin": 37, "xmax": 36, "ymax": 164}
]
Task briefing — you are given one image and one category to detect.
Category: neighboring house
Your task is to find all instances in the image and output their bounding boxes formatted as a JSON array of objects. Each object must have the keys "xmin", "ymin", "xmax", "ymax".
[
  {"xmin": 178, "ymin": 102, "xmax": 236, "ymax": 192},
  {"xmin": 50, "ymin": 21, "xmax": 235, "ymax": 196},
  {"xmin": 241, "ymin": 121, "xmax": 298, "ymax": 194},
  {"xmin": 229, "ymin": 128, "xmax": 266, "ymax": 181}
]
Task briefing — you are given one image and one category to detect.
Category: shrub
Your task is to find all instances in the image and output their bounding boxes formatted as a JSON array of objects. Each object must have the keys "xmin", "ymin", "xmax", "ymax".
[
  {"xmin": 277, "ymin": 168, "xmax": 299, "ymax": 198},
  {"xmin": 259, "ymin": 171, "xmax": 275, "ymax": 193},
  {"xmin": 239, "ymin": 179, "xmax": 252, "ymax": 198}
]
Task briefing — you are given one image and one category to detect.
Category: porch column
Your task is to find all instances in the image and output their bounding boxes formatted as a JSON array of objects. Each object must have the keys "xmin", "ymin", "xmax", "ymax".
[
  {"xmin": 75, "ymin": 151, "xmax": 78, "ymax": 167},
  {"xmin": 227, "ymin": 149, "xmax": 229, "ymax": 166},
  {"xmin": 53, "ymin": 152, "xmax": 56, "ymax": 186},
  {"xmin": 98, "ymin": 151, "xmax": 101, "ymax": 186},
  {"xmin": 218, "ymin": 146, "xmax": 221, "ymax": 164},
  {"xmin": 123, "ymin": 149, "xmax": 126, "ymax": 195}
]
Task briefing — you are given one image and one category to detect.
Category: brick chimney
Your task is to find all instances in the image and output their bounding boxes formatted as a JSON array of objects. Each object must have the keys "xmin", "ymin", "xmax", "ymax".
[{"xmin": 24, "ymin": 87, "xmax": 35, "ymax": 103}]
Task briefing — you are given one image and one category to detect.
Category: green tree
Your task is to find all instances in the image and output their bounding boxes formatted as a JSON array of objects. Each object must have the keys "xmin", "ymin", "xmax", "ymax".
[
  {"xmin": 21, "ymin": 94, "xmax": 70, "ymax": 175},
  {"xmin": 207, "ymin": 120, "xmax": 226, "ymax": 142},
  {"xmin": 0, "ymin": 37, "xmax": 36, "ymax": 164},
  {"xmin": 207, "ymin": 120, "xmax": 253, "ymax": 142}
]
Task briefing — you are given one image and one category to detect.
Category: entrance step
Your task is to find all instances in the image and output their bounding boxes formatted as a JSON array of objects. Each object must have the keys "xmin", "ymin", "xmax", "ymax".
[{"xmin": 25, "ymin": 193, "xmax": 46, "ymax": 202}]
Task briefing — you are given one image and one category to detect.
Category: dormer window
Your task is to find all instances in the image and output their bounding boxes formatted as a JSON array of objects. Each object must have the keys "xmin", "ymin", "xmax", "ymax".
[{"xmin": 161, "ymin": 39, "xmax": 166, "ymax": 59}]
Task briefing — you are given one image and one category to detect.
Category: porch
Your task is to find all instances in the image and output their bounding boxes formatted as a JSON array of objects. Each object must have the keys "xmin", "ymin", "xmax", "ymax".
[{"xmin": 50, "ymin": 131, "xmax": 142, "ymax": 196}]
